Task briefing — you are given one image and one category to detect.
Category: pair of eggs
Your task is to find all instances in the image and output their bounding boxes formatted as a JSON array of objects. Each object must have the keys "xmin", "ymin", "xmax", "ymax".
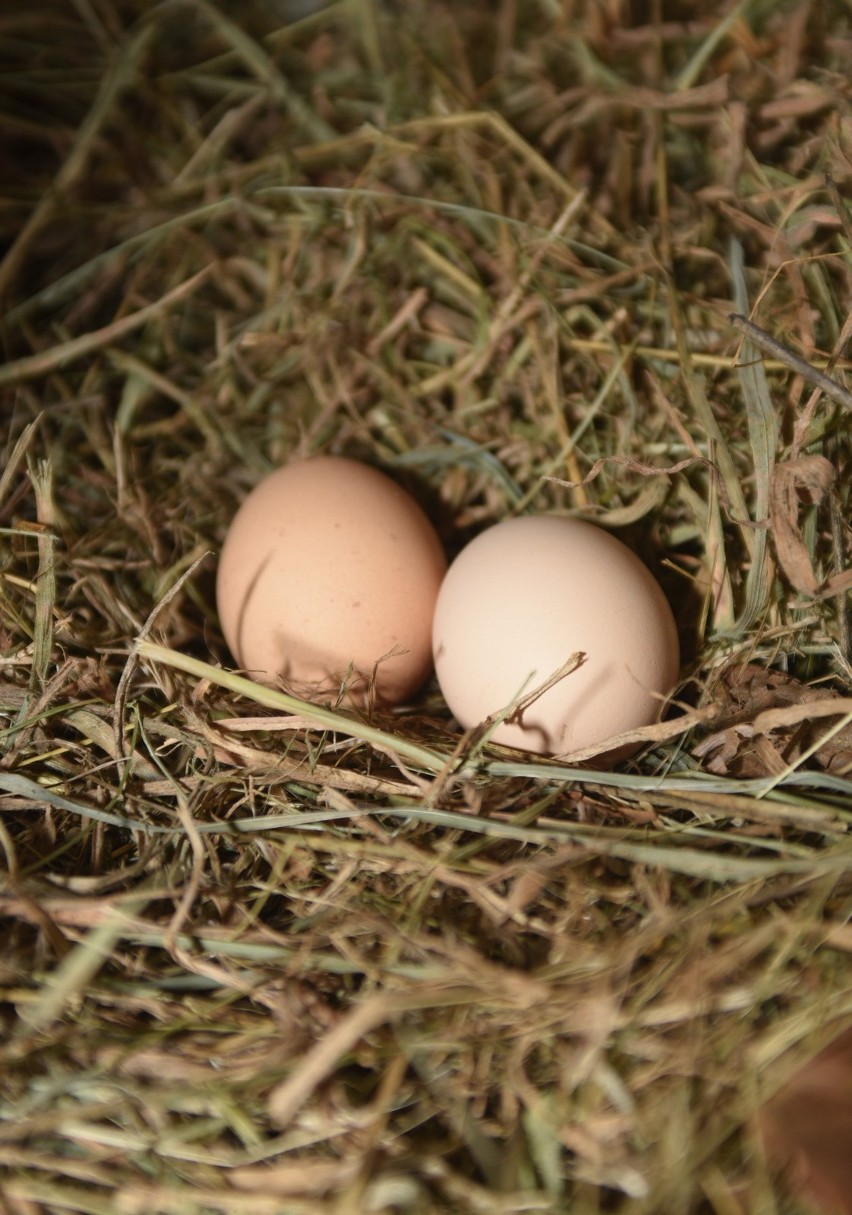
[{"xmin": 216, "ymin": 456, "xmax": 680, "ymax": 758}]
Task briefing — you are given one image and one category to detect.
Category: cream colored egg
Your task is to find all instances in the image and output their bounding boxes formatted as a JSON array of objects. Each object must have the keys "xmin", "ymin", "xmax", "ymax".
[
  {"xmin": 432, "ymin": 515, "xmax": 679, "ymax": 757},
  {"xmin": 216, "ymin": 456, "xmax": 447, "ymax": 706}
]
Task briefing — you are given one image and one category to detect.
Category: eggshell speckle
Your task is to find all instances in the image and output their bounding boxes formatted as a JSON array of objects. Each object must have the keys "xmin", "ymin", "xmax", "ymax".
[
  {"xmin": 432, "ymin": 515, "xmax": 679, "ymax": 757},
  {"xmin": 216, "ymin": 456, "xmax": 447, "ymax": 706}
]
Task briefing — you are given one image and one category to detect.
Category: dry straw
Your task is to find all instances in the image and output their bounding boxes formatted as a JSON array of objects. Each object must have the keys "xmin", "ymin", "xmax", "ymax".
[{"xmin": 1, "ymin": 2, "xmax": 851, "ymax": 1213}]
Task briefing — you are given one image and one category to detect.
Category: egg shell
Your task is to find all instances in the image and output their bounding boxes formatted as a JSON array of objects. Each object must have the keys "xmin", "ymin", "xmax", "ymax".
[
  {"xmin": 216, "ymin": 456, "xmax": 447, "ymax": 706},
  {"xmin": 432, "ymin": 515, "xmax": 679, "ymax": 757}
]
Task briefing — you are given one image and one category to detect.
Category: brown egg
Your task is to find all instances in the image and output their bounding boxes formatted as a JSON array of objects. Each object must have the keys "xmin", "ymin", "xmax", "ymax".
[
  {"xmin": 432, "ymin": 515, "xmax": 679, "ymax": 757},
  {"xmin": 216, "ymin": 456, "xmax": 447, "ymax": 706}
]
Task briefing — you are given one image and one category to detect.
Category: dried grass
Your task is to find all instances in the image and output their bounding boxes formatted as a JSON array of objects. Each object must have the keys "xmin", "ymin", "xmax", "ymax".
[{"xmin": 1, "ymin": 1, "xmax": 851, "ymax": 1212}]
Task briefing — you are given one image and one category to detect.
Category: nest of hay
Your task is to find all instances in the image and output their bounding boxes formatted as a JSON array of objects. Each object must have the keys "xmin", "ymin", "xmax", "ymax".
[{"xmin": 1, "ymin": 3, "xmax": 851, "ymax": 1212}]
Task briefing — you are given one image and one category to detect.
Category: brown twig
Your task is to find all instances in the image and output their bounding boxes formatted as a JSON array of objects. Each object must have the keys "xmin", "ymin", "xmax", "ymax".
[{"xmin": 729, "ymin": 313, "xmax": 852, "ymax": 413}]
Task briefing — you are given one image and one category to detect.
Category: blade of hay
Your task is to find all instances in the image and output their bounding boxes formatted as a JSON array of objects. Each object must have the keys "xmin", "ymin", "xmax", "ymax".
[
  {"xmin": 135, "ymin": 641, "xmax": 448, "ymax": 774},
  {"xmin": 352, "ymin": 805, "xmax": 852, "ymax": 883},
  {"xmin": 6, "ymin": 200, "xmax": 246, "ymax": 325},
  {"xmin": 0, "ymin": 418, "xmax": 41, "ymax": 505},
  {"xmin": 159, "ymin": 0, "xmax": 335, "ymax": 142},
  {"xmin": 674, "ymin": 0, "xmax": 755, "ymax": 91},
  {"xmin": 658, "ymin": 175, "xmax": 742, "ymax": 630},
  {"xmin": 0, "ymin": 267, "xmax": 212, "ymax": 387},
  {"xmin": 22, "ymin": 896, "xmax": 150, "ymax": 1033},
  {"xmin": 268, "ymin": 984, "xmax": 525, "ymax": 1127},
  {"xmin": 26, "ymin": 459, "xmax": 57, "ymax": 691},
  {"xmin": 0, "ymin": 772, "xmax": 172, "ymax": 834},
  {"xmin": 728, "ymin": 237, "xmax": 779, "ymax": 635}
]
